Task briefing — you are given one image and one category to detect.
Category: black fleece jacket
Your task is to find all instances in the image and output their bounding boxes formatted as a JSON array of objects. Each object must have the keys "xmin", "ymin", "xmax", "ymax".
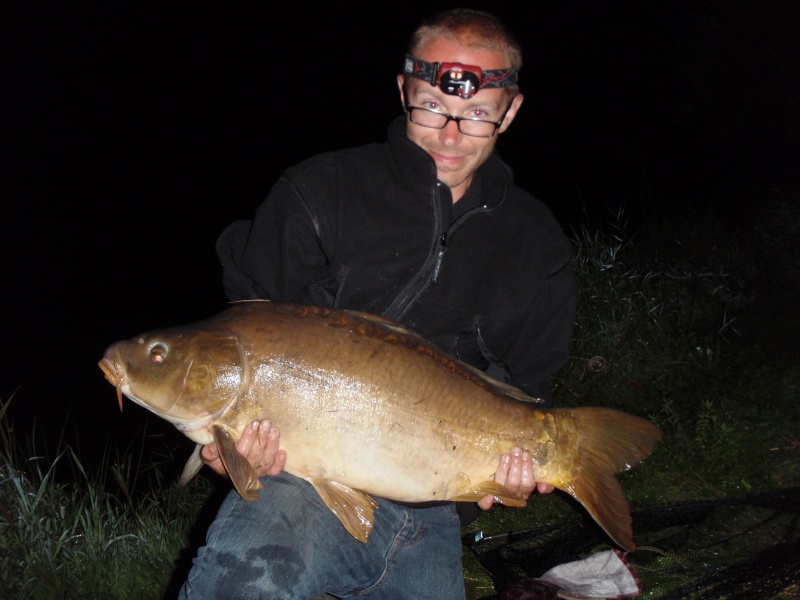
[{"xmin": 216, "ymin": 116, "xmax": 576, "ymax": 404}]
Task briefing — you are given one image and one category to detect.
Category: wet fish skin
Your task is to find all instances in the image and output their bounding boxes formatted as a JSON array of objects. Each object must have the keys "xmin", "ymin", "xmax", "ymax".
[{"xmin": 98, "ymin": 301, "xmax": 662, "ymax": 549}]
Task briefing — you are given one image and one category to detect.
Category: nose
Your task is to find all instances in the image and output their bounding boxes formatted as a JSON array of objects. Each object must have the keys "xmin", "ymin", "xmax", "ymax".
[{"xmin": 438, "ymin": 118, "xmax": 462, "ymax": 145}]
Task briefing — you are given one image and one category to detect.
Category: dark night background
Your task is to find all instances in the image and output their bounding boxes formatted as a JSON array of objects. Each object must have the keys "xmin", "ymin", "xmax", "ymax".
[{"xmin": 2, "ymin": 2, "xmax": 798, "ymax": 457}]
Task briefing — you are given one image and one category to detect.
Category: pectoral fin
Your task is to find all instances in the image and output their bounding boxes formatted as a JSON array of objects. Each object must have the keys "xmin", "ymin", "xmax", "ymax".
[
  {"xmin": 445, "ymin": 472, "xmax": 527, "ymax": 507},
  {"xmin": 306, "ymin": 478, "xmax": 379, "ymax": 543},
  {"xmin": 211, "ymin": 424, "xmax": 263, "ymax": 502},
  {"xmin": 178, "ymin": 443, "xmax": 204, "ymax": 487}
]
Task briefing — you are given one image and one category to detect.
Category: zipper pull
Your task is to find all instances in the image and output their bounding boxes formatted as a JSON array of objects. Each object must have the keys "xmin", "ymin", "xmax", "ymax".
[{"xmin": 433, "ymin": 233, "xmax": 447, "ymax": 281}]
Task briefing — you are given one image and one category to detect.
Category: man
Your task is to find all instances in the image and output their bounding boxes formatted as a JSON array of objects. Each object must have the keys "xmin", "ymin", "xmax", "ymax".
[{"xmin": 181, "ymin": 8, "xmax": 577, "ymax": 599}]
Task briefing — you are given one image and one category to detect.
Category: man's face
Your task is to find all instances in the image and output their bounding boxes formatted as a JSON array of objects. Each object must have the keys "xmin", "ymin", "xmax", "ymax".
[{"xmin": 397, "ymin": 37, "xmax": 524, "ymax": 202}]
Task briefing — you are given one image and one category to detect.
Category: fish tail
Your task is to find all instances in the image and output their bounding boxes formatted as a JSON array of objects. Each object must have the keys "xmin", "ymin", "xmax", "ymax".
[{"xmin": 552, "ymin": 407, "xmax": 662, "ymax": 552}]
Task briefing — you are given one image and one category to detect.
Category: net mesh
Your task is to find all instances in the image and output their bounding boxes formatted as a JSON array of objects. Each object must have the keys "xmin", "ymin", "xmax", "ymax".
[{"xmin": 464, "ymin": 487, "xmax": 800, "ymax": 599}]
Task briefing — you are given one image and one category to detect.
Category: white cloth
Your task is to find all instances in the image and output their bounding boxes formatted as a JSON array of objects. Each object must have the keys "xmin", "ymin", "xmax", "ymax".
[{"xmin": 535, "ymin": 549, "xmax": 641, "ymax": 599}]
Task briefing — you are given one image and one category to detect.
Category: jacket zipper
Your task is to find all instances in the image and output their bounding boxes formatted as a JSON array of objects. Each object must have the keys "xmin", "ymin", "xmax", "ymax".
[
  {"xmin": 383, "ymin": 182, "xmax": 445, "ymax": 321},
  {"xmin": 432, "ymin": 204, "xmax": 492, "ymax": 282},
  {"xmin": 432, "ymin": 232, "xmax": 447, "ymax": 281},
  {"xmin": 384, "ymin": 182, "xmax": 495, "ymax": 322}
]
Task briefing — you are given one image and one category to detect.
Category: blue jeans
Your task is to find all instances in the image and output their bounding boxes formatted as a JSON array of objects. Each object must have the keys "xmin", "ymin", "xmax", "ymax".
[{"xmin": 179, "ymin": 472, "xmax": 466, "ymax": 599}]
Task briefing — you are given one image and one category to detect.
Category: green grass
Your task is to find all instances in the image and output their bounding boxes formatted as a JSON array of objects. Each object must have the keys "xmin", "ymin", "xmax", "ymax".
[
  {"xmin": 0, "ymin": 404, "xmax": 219, "ymax": 599},
  {"xmin": 2, "ymin": 204, "xmax": 799, "ymax": 599},
  {"xmin": 461, "ymin": 204, "xmax": 800, "ymax": 597}
]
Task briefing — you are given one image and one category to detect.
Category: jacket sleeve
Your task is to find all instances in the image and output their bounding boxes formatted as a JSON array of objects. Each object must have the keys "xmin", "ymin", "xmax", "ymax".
[
  {"xmin": 504, "ymin": 257, "xmax": 577, "ymax": 405},
  {"xmin": 215, "ymin": 175, "xmax": 329, "ymax": 303}
]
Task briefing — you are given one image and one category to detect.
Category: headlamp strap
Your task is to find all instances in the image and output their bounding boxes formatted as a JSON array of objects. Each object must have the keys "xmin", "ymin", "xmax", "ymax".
[{"xmin": 403, "ymin": 54, "xmax": 518, "ymax": 97}]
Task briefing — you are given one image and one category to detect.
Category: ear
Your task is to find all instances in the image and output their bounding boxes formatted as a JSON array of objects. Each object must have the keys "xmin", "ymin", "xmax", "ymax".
[
  {"xmin": 498, "ymin": 93, "xmax": 524, "ymax": 134},
  {"xmin": 396, "ymin": 74, "xmax": 407, "ymax": 107}
]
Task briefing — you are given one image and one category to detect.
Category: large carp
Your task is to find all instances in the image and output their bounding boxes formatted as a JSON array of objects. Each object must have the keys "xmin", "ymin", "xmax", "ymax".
[{"xmin": 98, "ymin": 301, "xmax": 662, "ymax": 550}]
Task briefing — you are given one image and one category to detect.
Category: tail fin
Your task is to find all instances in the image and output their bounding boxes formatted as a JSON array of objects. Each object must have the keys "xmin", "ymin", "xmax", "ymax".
[{"xmin": 555, "ymin": 407, "xmax": 662, "ymax": 552}]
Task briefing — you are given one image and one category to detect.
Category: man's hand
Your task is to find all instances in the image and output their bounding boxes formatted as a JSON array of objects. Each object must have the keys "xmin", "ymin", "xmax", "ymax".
[
  {"xmin": 478, "ymin": 446, "xmax": 554, "ymax": 511},
  {"xmin": 200, "ymin": 420, "xmax": 287, "ymax": 479}
]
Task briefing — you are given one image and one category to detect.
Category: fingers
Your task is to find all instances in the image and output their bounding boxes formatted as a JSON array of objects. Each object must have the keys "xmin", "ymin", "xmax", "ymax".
[
  {"xmin": 494, "ymin": 451, "xmax": 512, "ymax": 485},
  {"xmin": 477, "ymin": 493, "xmax": 496, "ymax": 511},
  {"xmin": 503, "ymin": 447, "xmax": 535, "ymax": 497},
  {"xmin": 237, "ymin": 420, "xmax": 284, "ymax": 478},
  {"xmin": 200, "ymin": 441, "xmax": 227, "ymax": 476},
  {"xmin": 235, "ymin": 421, "xmax": 263, "ymax": 461},
  {"xmin": 200, "ymin": 420, "xmax": 286, "ymax": 479},
  {"xmin": 262, "ymin": 425, "xmax": 287, "ymax": 477},
  {"xmin": 537, "ymin": 482, "xmax": 555, "ymax": 494},
  {"xmin": 517, "ymin": 449, "xmax": 535, "ymax": 496},
  {"xmin": 480, "ymin": 446, "xmax": 539, "ymax": 511}
]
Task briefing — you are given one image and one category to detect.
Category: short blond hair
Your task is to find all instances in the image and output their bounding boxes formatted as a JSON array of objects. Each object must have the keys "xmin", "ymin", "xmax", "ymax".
[{"xmin": 407, "ymin": 8, "xmax": 523, "ymax": 73}]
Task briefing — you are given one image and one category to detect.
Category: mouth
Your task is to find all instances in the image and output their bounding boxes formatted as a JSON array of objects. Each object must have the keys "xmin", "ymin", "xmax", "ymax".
[
  {"xmin": 430, "ymin": 151, "xmax": 465, "ymax": 163},
  {"xmin": 98, "ymin": 357, "xmax": 125, "ymax": 411},
  {"xmin": 428, "ymin": 151, "xmax": 470, "ymax": 172}
]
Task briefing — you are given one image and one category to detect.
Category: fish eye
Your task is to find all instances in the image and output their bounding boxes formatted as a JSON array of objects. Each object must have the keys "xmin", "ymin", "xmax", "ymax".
[{"xmin": 149, "ymin": 343, "xmax": 168, "ymax": 364}]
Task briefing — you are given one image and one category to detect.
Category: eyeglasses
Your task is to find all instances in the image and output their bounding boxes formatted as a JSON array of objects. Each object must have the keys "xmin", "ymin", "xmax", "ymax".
[{"xmin": 404, "ymin": 104, "xmax": 510, "ymax": 138}]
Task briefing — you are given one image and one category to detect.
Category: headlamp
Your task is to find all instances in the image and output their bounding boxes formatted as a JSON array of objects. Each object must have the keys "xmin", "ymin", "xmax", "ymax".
[{"xmin": 402, "ymin": 54, "xmax": 518, "ymax": 99}]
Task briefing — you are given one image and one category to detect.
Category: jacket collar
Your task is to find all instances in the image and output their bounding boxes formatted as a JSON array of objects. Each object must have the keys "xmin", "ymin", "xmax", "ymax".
[{"xmin": 386, "ymin": 115, "xmax": 513, "ymax": 209}]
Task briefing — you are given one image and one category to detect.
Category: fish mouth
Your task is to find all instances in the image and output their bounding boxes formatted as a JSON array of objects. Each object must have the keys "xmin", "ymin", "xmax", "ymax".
[{"xmin": 98, "ymin": 357, "xmax": 125, "ymax": 411}]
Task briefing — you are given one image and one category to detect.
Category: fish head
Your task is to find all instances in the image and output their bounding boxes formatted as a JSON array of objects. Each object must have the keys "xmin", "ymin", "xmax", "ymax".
[{"xmin": 98, "ymin": 325, "xmax": 244, "ymax": 433}]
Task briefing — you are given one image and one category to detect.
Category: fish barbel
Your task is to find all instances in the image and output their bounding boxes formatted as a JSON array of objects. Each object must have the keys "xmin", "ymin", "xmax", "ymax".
[{"xmin": 98, "ymin": 301, "xmax": 662, "ymax": 550}]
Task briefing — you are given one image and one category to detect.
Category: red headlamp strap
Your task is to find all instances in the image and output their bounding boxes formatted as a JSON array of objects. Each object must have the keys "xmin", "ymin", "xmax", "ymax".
[{"xmin": 402, "ymin": 54, "xmax": 518, "ymax": 99}]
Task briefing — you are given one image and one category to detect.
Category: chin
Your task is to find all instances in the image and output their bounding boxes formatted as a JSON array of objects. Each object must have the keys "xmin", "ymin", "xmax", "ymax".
[{"xmin": 438, "ymin": 173, "xmax": 468, "ymax": 189}]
